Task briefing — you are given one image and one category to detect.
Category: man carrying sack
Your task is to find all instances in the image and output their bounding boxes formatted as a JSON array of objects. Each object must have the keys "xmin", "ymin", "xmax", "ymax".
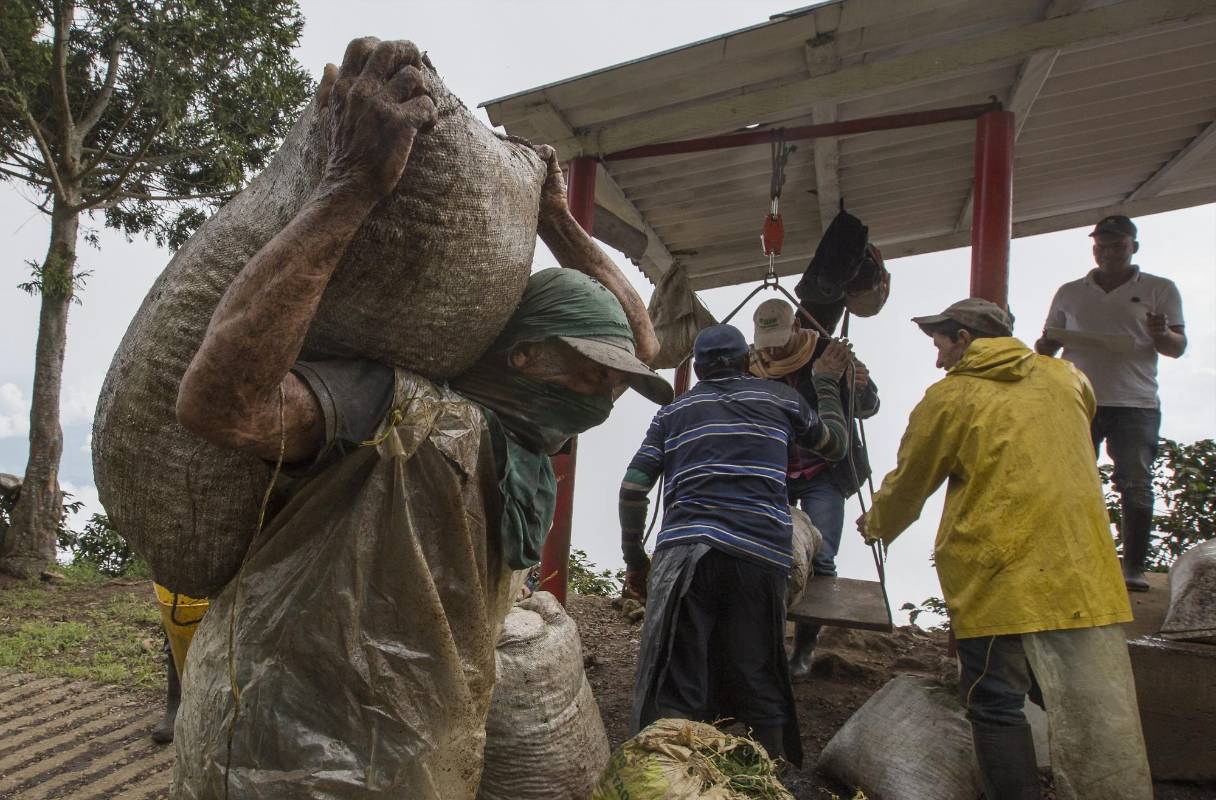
[
  {"xmin": 858, "ymin": 299, "xmax": 1151, "ymax": 800},
  {"xmin": 621, "ymin": 324, "xmax": 852, "ymax": 767},
  {"xmin": 170, "ymin": 40, "xmax": 670, "ymax": 799}
]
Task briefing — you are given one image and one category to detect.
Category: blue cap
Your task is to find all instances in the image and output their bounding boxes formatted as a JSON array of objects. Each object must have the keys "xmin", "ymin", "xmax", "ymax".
[{"xmin": 693, "ymin": 324, "xmax": 749, "ymax": 369}]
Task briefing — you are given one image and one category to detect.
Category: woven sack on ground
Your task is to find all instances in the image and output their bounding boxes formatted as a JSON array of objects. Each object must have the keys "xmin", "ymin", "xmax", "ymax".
[
  {"xmin": 591, "ymin": 718, "xmax": 793, "ymax": 800},
  {"xmin": 1161, "ymin": 540, "xmax": 1216, "ymax": 644},
  {"xmin": 786, "ymin": 505, "xmax": 822, "ymax": 604},
  {"xmin": 817, "ymin": 675, "xmax": 982, "ymax": 800},
  {"xmin": 93, "ymin": 43, "xmax": 545, "ymax": 597},
  {"xmin": 478, "ymin": 591, "xmax": 610, "ymax": 800}
]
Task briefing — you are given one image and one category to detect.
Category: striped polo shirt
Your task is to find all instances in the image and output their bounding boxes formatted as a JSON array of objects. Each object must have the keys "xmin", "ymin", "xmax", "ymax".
[{"xmin": 626, "ymin": 374, "xmax": 820, "ymax": 571}]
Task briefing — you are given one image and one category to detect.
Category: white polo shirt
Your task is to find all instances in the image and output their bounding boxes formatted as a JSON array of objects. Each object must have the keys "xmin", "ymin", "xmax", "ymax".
[{"xmin": 1044, "ymin": 267, "xmax": 1184, "ymax": 409}]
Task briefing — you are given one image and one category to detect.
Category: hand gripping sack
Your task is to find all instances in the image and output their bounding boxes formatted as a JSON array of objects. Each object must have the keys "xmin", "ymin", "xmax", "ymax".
[
  {"xmin": 93, "ymin": 44, "xmax": 545, "ymax": 597},
  {"xmin": 478, "ymin": 591, "xmax": 611, "ymax": 800}
]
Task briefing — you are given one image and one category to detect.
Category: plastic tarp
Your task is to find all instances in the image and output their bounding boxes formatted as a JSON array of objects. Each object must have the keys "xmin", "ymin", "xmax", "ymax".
[
  {"xmin": 478, "ymin": 592, "xmax": 610, "ymax": 800},
  {"xmin": 1160, "ymin": 539, "xmax": 1216, "ymax": 644},
  {"xmin": 171, "ymin": 372, "xmax": 516, "ymax": 799},
  {"xmin": 646, "ymin": 264, "xmax": 716, "ymax": 370},
  {"xmin": 1021, "ymin": 625, "xmax": 1152, "ymax": 800}
]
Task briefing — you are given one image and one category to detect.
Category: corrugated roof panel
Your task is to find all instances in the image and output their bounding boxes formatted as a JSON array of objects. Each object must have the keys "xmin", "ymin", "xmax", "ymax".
[{"xmin": 484, "ymin": 0, "xmax": 1216, "ymax": 289}]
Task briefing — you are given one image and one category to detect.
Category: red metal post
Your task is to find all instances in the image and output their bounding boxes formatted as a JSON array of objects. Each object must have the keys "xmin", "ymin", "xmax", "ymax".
[
  {"xmin": 538, "ymin": 156, "xmax": 597, "ymax": 605},
  {"xmin": 674, "ymin": 358, "xmax": 692, "ymax": 396},
  {"xmin": 969, "ymin": 110, "xmax": 1015, "ymax": 307}
]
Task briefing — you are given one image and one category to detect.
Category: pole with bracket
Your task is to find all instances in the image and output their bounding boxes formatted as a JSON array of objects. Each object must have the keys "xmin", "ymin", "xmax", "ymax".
[
  {"xmin": 537, "ymin": 156, "xmax": 597, "ymax": 606},
  {"xmin": 970, "ymin": 110, "xmax": 1015, "ymax": 306}
]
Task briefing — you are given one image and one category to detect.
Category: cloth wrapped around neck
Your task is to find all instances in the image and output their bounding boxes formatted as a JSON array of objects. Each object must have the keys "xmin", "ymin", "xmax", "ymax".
[
  {"xmin": 750, "ymin": 329, "xmax": 819, "ymax": 379},
  {"xmin": 451, "ymin": 268, "xmax": 629, "ymax": 568}
]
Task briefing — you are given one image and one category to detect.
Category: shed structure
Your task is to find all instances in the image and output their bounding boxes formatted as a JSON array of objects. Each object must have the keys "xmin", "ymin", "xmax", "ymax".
[
  {"xmin": 483, "ymin": 0, "xmax": 1216, "ymax": 291},
  {"xmin": 480, "ymin": 0, "xmax": 1216, "ymax": 603}
]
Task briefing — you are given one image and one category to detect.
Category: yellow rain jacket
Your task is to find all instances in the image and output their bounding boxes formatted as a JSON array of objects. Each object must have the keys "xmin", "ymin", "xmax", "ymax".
[{"xmin": 867, "ymin": 337, "xmax": 1131, "ymax": 639}]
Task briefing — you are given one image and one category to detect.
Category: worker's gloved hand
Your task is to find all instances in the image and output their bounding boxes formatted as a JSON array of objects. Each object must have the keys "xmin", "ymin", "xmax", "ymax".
[
  {"xmin": 812, "ymin": 338, "xmax": 854, "ymax": 380},
  {"xmin": 535, "ymin": 144, "xmax": 570, "ymax": 225},
  {"xmin": 856, "ymin": 511, "xmax": 878, "ymax": 544},
  {"xmin": 622, "ymin": 542, "xmax": 650, "ymax": 601},
  {"xmin": 623, "ymin": 561, "xmax": 650, "ymax": 602},
  {"xmin": 317, "ymin": 38, "xmax": 438, "ymax": 201}
]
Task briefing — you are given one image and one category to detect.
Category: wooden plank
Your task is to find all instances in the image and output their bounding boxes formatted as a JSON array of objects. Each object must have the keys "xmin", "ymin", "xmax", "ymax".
[
  {"xmin": 1043, "ymin": 44, "xmax": 1216, "ymax": 98},
  {"xmin": 1049, "ymin": 15, "xmax": 1216, "ymax": 75},
  {"xmin": 1127, "ymin": 120, "xmax": 1216, "ymax": 200},
  {"xmin": 787, "ymin": 577, "xmax": 893, "ymax": 633},
  {"xmin": 812, "ymin": 103, "xmax": 841, "ymax": 234},
  {"xmin": 1033, "ymin": 63, "xmax": 1216, "ymax": 113},
  {"xmin": 1020, "ymin": 99, "xmax": 1216, "ymax": 145},
  {"xmin": 577, "ymin": 0, "xmax": 1216, "ymax": 156}
]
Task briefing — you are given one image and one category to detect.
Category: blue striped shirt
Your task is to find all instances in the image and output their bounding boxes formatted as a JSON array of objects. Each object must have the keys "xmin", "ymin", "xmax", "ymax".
[{"xmin": 626, "ymin": 374, "xmax": 820, "ymax": 571}]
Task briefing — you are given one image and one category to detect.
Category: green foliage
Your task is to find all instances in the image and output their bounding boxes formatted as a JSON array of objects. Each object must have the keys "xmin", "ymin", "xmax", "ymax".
[
  {"xmin": 0, "ymin": 0, "xmax": 313, "ymax": 248},
  {"xmin": 17, "ymin": 255, "xmax": 91, "ymax": 301},
  {"xmin": 569, "ymin": 548, "xmax": 625, "ymax": 597},
  {"xmin": 1100, "ymin": 438, "xmax": 1216, "ymax": 570},
  {"xmin": 900, "ymin": 596, "xmax": 950, "ymax": 632},
  {"xmin": 57, "ymin": 512, "xmax": 143, "ymax": 576},
  {"xmin": 0, "ymin": 592, "xmax": 162, "ymax": 689}
]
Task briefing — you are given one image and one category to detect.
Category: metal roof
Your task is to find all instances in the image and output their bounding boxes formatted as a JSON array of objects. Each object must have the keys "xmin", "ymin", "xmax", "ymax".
[{"xmin": 482, "ymin": 0, "xmax": 1216, "ymax": 290}]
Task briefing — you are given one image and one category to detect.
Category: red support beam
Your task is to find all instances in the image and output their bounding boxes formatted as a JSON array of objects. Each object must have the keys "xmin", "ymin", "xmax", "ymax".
[
  {"xmin": 674, "ymin": 359, "xmax": 692, "ymax": 396},
  {"xmin": 969, "ymin": 110, "xmax": 1015, "ymax": 307},
  {"xmin": 603, "ymin": 101, "xmax": 1000, "ymax": 162},
  {"xmin": 538, "ymin": 156, "xmax": 597, "ymax": 605}
]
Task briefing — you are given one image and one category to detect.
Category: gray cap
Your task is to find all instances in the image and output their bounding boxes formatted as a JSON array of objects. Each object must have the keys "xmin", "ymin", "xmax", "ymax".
[
  {"xmin": 912, "ymin": 298, "xmax": 1014, "ymax": 337},
  {"xmin": 557, "ymin": 335, "xmax": 674, "ymax": 405}
]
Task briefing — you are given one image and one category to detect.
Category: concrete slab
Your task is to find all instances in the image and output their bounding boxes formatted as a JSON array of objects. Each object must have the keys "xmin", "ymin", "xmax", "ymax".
[
  {"xmin": 788, "ymin": 577, "xmax": 893, "ymax": 633},
  {"xmin": 1127, "ymin": 636, "xmax": 1216, "ymax": 782}
]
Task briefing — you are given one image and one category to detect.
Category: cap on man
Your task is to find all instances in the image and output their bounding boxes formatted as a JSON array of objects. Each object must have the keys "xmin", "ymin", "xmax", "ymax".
[
  {"xmin": 1034, "ymin": 215, "xmax": 1186, "ymax": 592},
  {"xmin": 749, "ymin": 298, "xmax": 881, "ymax": 680},
  {"xmin": 859, "ymin": 298, "xmax": 1151, "ymax": 800}
]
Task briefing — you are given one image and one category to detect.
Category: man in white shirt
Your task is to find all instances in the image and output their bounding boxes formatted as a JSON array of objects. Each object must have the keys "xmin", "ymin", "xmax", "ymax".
[{"xmin": 1035, "ymin": 215, "xmax": 1187, "ymax": 592}]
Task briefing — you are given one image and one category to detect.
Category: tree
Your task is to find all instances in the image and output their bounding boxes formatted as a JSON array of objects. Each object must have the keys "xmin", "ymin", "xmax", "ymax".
[
  {"xmin": 1102, "ymin": 437, "xmax": 1216, "ymax": 570},
  {"xmin": 0, "ymin": 1, "xmax": 312, "ymax": 577}
]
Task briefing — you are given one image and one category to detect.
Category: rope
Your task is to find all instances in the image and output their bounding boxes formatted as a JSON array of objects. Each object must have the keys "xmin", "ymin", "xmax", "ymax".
[
  {"xmin": 719, "ymin": 286, "xmax": 890, "ymax": 620},
  {"xmin": 223, "ymin": 384, "xmax": 288, "ymax": 800}
]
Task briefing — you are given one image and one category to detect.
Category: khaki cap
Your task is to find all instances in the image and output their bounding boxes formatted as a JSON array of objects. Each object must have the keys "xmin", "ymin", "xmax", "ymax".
[
  {"xmin": 753, "ymin": 299, "xmax": 796, "ymax": 349},
  {"xmin": 912, "ymin": 298, "xmax": 1015, "ymax": 337}
]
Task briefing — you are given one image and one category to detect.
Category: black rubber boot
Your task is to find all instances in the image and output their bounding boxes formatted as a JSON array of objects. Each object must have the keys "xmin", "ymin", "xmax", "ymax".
[
  {"xmin": 1120, "ymin": 504, "xmax": 1153, "ymax": 592},
  {"xmin": 151, "ymin": 639, "xmax": 180, "ymax": 744},
  {"xmin": 751, "ymin": 725, "xmax": 786, "ymax": 764},
  {"xmin": 787, "ymin": 623, "xmax": 820, "ymax": 681},
  {"xmin": 970, "ymin": 721, "xmax": 1042, "ymax": 800}
]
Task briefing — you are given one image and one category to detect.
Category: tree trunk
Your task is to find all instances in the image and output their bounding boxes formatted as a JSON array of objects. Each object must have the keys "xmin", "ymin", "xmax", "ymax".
[{"xmin": 0, "ymin": 196, "xmax": 79, "ymax": 578}]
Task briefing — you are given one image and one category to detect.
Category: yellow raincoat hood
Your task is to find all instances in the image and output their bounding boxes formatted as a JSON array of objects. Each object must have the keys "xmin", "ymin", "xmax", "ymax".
[{"xmin": 868, "ymin": 337, "xmax": 1131, "ymax": 638}]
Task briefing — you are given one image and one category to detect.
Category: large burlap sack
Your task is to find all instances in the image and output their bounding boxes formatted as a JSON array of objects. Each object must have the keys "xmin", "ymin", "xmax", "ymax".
[
  {"xmin": 479, "ymin": 591, "xmax": 610, "ymax": 800},
  {"xmin": 591, "ymin": 719, "xmax": 792, "ymax": 800},
  {"xmin": 93, "ymin": 45, "xmax": 545, "ymax": 597},
  {"xmin": 1160, "ymin": 540, "xmax": 1216, "ymax": 644},
  {"xmin": 817, "ymin": 675, "xmax": 983, "ymax": 800},
  {"xmin": 786, "ymin": 505, "xmax": 822, "ymax": 604},
  {"xmin": 646, "ymin": 263, "xmax": 716, "ymax": 369}
]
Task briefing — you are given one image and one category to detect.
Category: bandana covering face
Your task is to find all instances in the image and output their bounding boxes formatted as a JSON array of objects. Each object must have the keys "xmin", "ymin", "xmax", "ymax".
[{"xmin": 451, "ymin": 268, "xmax": 628, "ymax": 568}]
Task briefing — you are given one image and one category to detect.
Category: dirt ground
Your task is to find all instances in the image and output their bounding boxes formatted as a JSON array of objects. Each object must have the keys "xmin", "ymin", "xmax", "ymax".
[
  {"xmin": 1, "ymin": 576, "xmax": 1213, "ymax": 799},
  {"xmin": 565, "ymin": 593, "xmax": 1215, "ymax": 800}
]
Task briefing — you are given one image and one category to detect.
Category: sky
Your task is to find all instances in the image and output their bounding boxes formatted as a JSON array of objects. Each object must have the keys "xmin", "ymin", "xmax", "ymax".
[{"xmin": 2, "ymin": 1, "xmax": 1214, "ymax": 621}]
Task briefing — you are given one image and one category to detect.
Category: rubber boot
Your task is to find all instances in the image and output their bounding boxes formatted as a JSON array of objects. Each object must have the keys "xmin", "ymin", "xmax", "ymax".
[
  {"xmin": 751, "ymin": 725, "xmax": 786, "ymax": 764},
  {"xmin": 787, "ymin": 623, "xmax": 820, "ymax": 681},
  {"xmin": 970, "ymin": 721, "xmax": 1042, "ymax": 800},
  {"xmin": 151, "ymin": 639, "xmax": 180, "ymax": 744},
  {"xmin": 1120, "ymin": 504, "xmax": 1153, "ymax": 592}
]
